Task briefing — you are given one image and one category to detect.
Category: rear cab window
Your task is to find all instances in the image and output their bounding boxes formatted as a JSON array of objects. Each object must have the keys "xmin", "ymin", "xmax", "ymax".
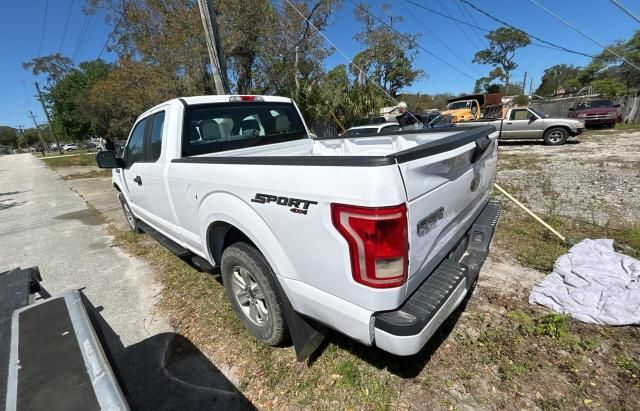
[{"xmin": 181, "ymin": 102, "xmax": 307, "ymax": 156}]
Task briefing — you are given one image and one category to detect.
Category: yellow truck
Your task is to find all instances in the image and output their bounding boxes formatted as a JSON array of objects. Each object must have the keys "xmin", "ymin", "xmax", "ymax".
[{"xmin": 441, "ymin": 93, "xmax": 502, "ymax": 123}]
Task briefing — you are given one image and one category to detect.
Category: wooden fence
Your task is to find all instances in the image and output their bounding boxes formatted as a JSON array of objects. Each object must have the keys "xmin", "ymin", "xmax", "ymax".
[{"xmin": 531, "ymin": 91, "xmax": 640, "ymax": 123}]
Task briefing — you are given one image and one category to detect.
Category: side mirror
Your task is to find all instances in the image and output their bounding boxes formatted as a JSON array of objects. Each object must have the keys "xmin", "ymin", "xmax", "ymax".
[
  {"xmin": 568, "ymin": 107, "xmax": 575, "ymax": 111},
  {"xmin": 613, "ymin": 103, "xmax": 620, "ymax": 108},
  {"xmin": 96, "ymin": 150, "xmax": 125, "ymax": 169},
  {"xmin": 529, "ymin": 114, "xmax": 537, "ymax": 121}
]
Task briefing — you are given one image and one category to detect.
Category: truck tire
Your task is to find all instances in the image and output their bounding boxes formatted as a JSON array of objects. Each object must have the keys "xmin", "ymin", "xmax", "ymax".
[
  {"xmin": 221, "ymin": 242, "xmax": 288, "ymax": 346},
  {"xmin": 117, "ymin": 193, "xmax": 141, "ymax": 233},
  {"xmin": 543, "ymin": 127, "xmax": 568, "ymax": 145}
]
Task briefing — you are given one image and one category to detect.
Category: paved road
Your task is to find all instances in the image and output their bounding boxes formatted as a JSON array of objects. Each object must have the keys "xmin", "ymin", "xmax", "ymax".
[
  {"xmin": 0, "ymin": 154, "xmax": 252, "ymax": 409},
  {"xmin": 0, "ymin": 153, "xmax": 170, "ymax": 345}
]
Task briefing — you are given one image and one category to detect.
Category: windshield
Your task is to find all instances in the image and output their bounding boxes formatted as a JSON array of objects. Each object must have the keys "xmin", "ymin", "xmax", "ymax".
[
  {"xmin": 574, "ymin": 100, "xmax": 614, "ymax": 109},
  {"xmin": 529, "ymin": 107, "xmax": 548, "ymax": 118},
  {"xmin": 428, "ymin": 114, "xmax": 453, "ymax": 127},
  {"xmin": 344, "ymin": 127, "xmax": 378, "ymax": 136},
  {"xmin": 182, "ymin": 102, "xmax": 307, "ymax": 156},
  {"xmin": 447, "ymin": 101, "xmax": 472, "ymax": 110}
]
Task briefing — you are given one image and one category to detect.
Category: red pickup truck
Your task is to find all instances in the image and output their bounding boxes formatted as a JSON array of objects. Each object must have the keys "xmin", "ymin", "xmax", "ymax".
[{"xmin": 567, "ymin": 99, "xmax": 620, "ymax": 128}]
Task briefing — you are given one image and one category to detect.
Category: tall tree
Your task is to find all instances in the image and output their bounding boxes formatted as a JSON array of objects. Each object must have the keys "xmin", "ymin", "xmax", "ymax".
[
  {"xmin": 473, "ymin": 27, "xmax": 530, "ymax": 92},
  {"xmin": 534, "ymin": 64, "xmax": 582, "ymax": 96},
  {"xmin": 23, "ymin": 54, "xmax": 74, "ymax": 87},
  {"xmin": 47, "ymin": 60, "xmax": 113, "ymax": 141},
  {"xmin": 352, "ymin": 2, "xmax": 423, "ymax": 97}
]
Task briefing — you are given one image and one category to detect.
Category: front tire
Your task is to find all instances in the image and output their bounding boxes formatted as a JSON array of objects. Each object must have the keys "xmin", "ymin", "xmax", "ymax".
[
  {"xmin": 221, "ymin": 242, "xmax": 288, "ymax": 346},
  {"xmin": 543, "ymin": 127, "xmax": 568, "ymax": 145},
  {"xmin": 118, "ymin": 192, "xmax": 141, "ymax": 233}
]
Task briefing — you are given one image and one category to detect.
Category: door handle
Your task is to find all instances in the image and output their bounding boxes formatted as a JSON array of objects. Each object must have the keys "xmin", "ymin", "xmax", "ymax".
[
  {"xmin": 506, "ymin": 122, "xmax": 513, "ymax": 125},
  {"xmin": 133, "ymin": 175, "xmax": 143, "ymax": 185}
]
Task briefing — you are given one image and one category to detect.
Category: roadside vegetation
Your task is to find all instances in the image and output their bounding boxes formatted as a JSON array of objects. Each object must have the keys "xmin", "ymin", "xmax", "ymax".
[{"xmin": 40, "ymin": 152, "xmax": 96, "ymax": 168}]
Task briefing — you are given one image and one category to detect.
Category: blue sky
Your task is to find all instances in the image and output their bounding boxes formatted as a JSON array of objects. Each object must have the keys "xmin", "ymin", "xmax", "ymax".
[{"xmin": 1, "ymin": 0, "xmax": 638, "ymax": 128}]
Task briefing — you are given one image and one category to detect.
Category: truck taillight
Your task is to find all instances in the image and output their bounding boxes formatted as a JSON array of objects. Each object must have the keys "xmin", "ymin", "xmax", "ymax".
[{"xmin": 331, "ymin": 203, "xmax": 408, "ymax": 288}]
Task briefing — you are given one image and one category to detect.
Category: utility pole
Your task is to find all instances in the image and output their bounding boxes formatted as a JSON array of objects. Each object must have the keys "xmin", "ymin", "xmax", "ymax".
[
  {"xmin": 197, "ymin": 0, "xmax": 229, "ymax": 94},
  {"xmin": 15, "ymin": 126, "xmax": 24, "ymax": 152},
  {"xmin": 522, "ymin": 71, "xmax": 527, "ymax": 95},
  {"xmin": 35, "ymin": 81, "xmax": 62, "ymax": 155},
  {"xmin": 529, "ymin": 78, "xmax": 533, "ymax": 95},
  {"xmin": 29, "ymin": 111, "xmax": 49, "ymax": 153}
]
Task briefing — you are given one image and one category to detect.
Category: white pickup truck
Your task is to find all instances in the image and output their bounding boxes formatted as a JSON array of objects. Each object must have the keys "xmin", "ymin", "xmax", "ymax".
[{"xmin": 96, "ymin": 95, "xmax": 501, "ymax": 359}]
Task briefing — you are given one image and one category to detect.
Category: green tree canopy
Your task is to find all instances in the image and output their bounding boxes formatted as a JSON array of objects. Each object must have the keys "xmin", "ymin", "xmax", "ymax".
[
  {"xmin": 46, "ymin": 60, "xmax": 113, "ymax": 141},
  {"xmin": 473, "ymin": 27, "xmax": 530, "ymax": 91}
]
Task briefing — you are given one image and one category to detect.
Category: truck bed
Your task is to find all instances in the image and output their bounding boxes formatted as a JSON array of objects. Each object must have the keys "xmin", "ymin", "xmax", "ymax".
[{"xmin": 177, "ymin": 126, "xmax": 496, "ymax": 165}]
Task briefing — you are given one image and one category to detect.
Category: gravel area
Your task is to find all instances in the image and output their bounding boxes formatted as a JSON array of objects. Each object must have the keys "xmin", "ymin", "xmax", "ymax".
[{"xmin": 497, "ymin": 130, "xmax": 640, "ymax": 227}]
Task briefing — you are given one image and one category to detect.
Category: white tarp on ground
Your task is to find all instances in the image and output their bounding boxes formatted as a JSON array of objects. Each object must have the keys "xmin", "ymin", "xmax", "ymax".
[{"xmin": 529, "ymin": 239, "xmax": 640, "ymax": 325}]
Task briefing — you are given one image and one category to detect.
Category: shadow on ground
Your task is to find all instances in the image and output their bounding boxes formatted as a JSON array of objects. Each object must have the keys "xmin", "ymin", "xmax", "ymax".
[
  {"xmin": 82, "ymin": 294, "xmax": 256, "ymax": 411},
  {"xmin": 308, "ymin": 285, "xmax": 475, "ymax": 379}
]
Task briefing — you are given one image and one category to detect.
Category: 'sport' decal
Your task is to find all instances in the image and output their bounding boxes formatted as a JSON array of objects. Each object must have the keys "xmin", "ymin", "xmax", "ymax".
[{"xmin": 251, "ymin": 193, "xmax": 318, "ymax": 215}]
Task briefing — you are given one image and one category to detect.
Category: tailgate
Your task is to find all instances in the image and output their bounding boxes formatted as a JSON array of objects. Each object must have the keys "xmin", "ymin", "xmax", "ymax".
[{"xmin": 394, "ymin": 126, "xmax": 498, "ymax": 283}]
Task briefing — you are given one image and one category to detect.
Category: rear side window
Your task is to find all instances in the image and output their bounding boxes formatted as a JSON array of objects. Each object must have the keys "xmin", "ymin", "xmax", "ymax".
[
  {"xmin": 182, "ymin": 102, "xmax": 307, "ymax": 156},
  {"xmin": 150, "ymin": 111, "xmax": 165, "ymax": 161},
  {"xmin": 125, "ymin": 118, "xmax": 148, "ymax": 166}
]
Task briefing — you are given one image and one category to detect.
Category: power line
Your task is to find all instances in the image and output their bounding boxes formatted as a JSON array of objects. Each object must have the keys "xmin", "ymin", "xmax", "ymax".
[
  {"xmin": 283, "ymin": 0, "xmax": 417, "ymax": 122},
  {"xmin": 37, "ymin": 0, "xmax": 49, "ymax": 57},
  {"xmin": 609, "ymin": 0, "xmax": 640, "ymax": 24},
  {"xmin": 436, "ymin": 0, "xmax": 482, "ymax": 51},
  {"xmin": 349, "ymin": 0, "xmax": 476, "ymax": 81},
  {"xmin": 403, "ymin": 0, "xmax": 594, "ymax": 58},
  {"xmin": 456, "ymin": 0, "xmax": 488, "ymax": 47},
  {"xmin": 98, "ymin": 1, "xmax": 131, "ymax": 60},
  {"xmin": 58, "ymin": 0, "xmax": 75, "ymax": 53},
  {"xmin": 71, "ymin": 12, "xmax": 91, "ymax": 61},
  {"xmin": 527, "ymin": 0, "xmax": 640, "ymax": 72},
  {"xmin": 75, "ymin": 12, "xmax": 97, "ymax": 61},
  {"xmin": 459, "ymin": 0, "xmax": 595, "ymax": 58},
  {"xmin": 398, "ymin": 1, "xmax": 483, "ymax": 77}
]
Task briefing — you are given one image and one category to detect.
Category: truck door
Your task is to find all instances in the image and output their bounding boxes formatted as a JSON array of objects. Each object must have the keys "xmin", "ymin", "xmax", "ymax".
[
  {"xmin": 140, "ymin": 109, "xmax": 180, "ymax": 234},
  {"xmin": 122, "ymin": 117, "xmax": 153, "ymax": 218},
  {"xmin": 501, "ymin": 108, "xmax": 540, "ymax": 139}
]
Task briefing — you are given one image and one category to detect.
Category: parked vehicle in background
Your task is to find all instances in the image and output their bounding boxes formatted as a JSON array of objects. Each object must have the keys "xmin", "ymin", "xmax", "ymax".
[
  {"xmin": 456, "ymin": 107, "xmax": 585, "ymax": 145},
  {"xmin": 568, "ymin": 99, "xmax": 619, "ymax": 128},
  {"xmin": 63, "ymin": 143, "xmax": 79, "ymax": 151},
  {"xmin": 96, "ymin": 94, "xmax": 501, "ymax": 359},
  {"xmin": 417, "ymin": 111, "xmax": 441, "ymax": 126},
  {"xmin": 355, "ymin": 116, "xmax": 388, "ymax": 126},
  {"xmin": 50, "ymin": 143, "xmax": 59, "ymax": 151},
  {"xmin": 342, "ymin": 122, "xmax": 401, "ymax": 136},
  {"xmin": 441, "ymin": 93, "xmax": 502, "ymax": 123}
]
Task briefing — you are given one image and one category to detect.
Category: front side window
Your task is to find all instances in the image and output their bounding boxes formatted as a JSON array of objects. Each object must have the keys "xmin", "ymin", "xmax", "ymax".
[
  {"xmin": 126, "ymin": 118, "xmax": 148, "ymax": 166},
  {"xmin": 150, "ymin": 111, "xmax": 165, "ymax": 161},
  {"xmin": 510, "ymin": 110, "xmax": 531, "ymax": 121},
  {"xmin": 182, "ymin": 102, "xmax": 307, "ymax": 156}
]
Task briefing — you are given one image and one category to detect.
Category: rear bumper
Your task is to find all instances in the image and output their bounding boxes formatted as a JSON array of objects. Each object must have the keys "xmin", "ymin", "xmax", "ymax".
[{"xmin": 373, "ymin": 199, "xmax": 501, "ymax": 356}]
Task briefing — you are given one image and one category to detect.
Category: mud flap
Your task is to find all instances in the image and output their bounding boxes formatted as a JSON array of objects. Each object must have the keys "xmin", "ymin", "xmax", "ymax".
[{"xmin": 272, "ymin": 279, "xmax": 327, "ymax": 362}]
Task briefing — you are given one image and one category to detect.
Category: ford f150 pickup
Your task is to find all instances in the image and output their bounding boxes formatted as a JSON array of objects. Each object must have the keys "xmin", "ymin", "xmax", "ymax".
[
  {"xmin": 454, "ymin": 106, "xmax": 585, "ymax": 145},
  {"xmin": 96, "ymin": 95, "xmax": 501, "ymax": 359}
]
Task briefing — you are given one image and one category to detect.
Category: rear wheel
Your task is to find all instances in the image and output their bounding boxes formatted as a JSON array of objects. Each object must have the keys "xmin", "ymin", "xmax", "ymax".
[
  {"xmin": 543, "ymin": 127, "xmax": 568, "ymax": 145},
  {"xmin": 221, "ymin": 242, "xmax": 288, "ymax": 346},
  {"xmin": 118, "ymin": 193, "xmax": 141, "ymax": 233}
]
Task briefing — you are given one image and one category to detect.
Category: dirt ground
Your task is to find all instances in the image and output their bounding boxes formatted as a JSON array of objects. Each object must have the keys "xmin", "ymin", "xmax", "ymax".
[{"xmin": 47, "ymin": 128, "xmax": 640, "ymax": 410}]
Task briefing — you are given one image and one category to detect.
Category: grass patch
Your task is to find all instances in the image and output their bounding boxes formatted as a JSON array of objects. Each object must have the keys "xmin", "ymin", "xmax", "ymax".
[
  {"xmin": 62, "ymin": 169, "xmax": 112, "ymax": 180},
  {"xmin": 41, "ymin": 153, "xmax": 96, "ymax": 168},
  {"xmin": 495, "ymin": 198, "xmax": 640, "ymax": 272}
]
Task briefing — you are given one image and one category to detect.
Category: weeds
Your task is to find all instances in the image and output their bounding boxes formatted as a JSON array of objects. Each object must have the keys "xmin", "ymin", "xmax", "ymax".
[{"xmin": 41, "ymin": 153, "xmax": 96, "ymax": 168}]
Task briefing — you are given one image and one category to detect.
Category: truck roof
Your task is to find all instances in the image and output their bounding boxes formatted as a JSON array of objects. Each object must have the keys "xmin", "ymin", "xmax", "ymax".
[{"xmin": 139, "ymin": 95, "xmax": 294, "ymax": 118}]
